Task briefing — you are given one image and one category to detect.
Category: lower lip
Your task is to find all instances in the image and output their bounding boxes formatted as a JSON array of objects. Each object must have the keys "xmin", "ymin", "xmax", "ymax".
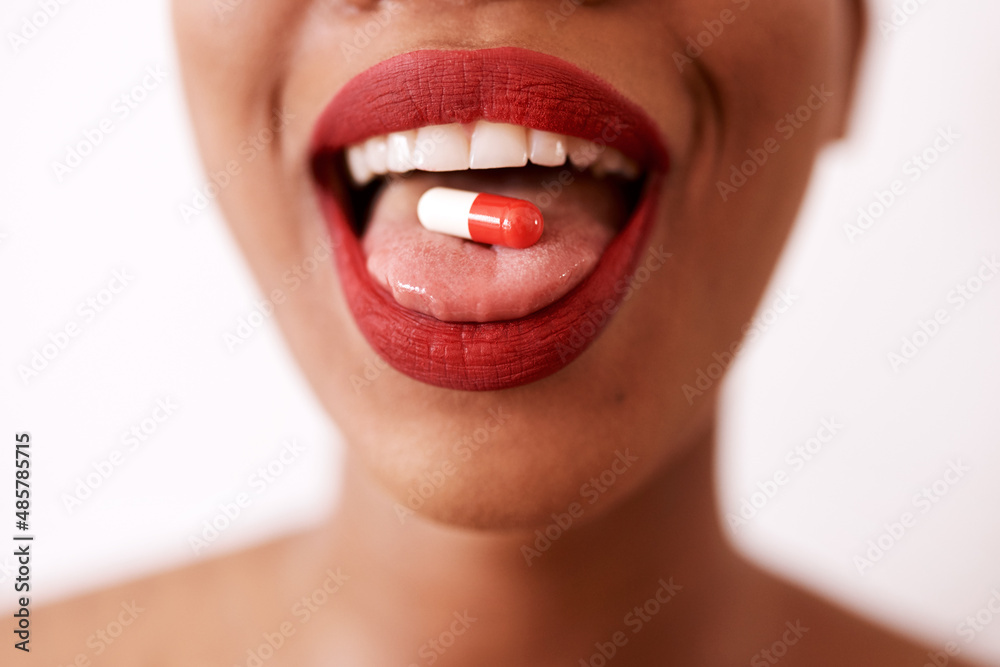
[{"xmin": 312, "ymin": 48, "xmax": 667, "ymax": 392}]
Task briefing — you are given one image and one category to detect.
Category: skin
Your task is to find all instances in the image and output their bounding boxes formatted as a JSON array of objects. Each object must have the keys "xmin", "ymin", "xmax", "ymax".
[{"xmin": 29, "ymin": 1, "xmax": 988, "ymax": 665}]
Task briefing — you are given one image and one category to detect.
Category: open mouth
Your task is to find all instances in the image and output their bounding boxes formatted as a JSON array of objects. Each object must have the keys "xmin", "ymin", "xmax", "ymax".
[{"xmin": 310, "ymin": 48, "xmax": 669, "ymax": 392}]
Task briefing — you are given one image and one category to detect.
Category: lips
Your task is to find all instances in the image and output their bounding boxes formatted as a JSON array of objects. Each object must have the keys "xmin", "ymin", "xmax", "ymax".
[{"xmin": 310, "ymin": 47, "xmax": 669, "ymax": 392}]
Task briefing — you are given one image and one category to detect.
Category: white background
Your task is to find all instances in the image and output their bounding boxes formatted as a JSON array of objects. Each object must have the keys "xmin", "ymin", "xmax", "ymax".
[{"xmin": 1, "ymin": 0, "xmax": 998, "ymax": 662}]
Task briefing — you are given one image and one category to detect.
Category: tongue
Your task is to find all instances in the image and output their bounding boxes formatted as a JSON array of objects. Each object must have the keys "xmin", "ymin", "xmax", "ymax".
[{"xmin": 361, "ymin": 168, "xmax": 626, "ymax": 322}]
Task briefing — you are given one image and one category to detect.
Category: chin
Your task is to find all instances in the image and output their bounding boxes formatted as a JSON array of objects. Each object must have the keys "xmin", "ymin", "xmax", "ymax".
[{"xmin": 325, "ymin": 323, "xmax": 713, "ymax": 533}]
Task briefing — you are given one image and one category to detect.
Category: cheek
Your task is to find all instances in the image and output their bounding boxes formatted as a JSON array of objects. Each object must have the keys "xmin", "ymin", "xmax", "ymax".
[
  {"xmin": 646, "ymin": 2, "xmax": 847, "ymax": 355},
  {"xmin": 174, "ymin": 0, "xmax": 356, "ymax": 360}
]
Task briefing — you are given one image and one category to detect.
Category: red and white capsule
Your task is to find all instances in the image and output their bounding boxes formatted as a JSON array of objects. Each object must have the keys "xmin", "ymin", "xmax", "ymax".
[{"xmin": 417, "ymin": 187, "xmax": 544, "ymax": 249}]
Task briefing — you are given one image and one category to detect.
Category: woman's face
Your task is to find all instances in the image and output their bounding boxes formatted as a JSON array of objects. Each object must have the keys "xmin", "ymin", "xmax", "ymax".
[{"xmin": 173, "ymin": 0, "xmax": 860, "ymax": 529}]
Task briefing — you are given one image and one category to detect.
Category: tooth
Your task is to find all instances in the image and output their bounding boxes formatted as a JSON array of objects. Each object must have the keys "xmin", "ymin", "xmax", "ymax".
[
  {"xmin": 386, "ymin": 130, "xmax": 417, "ymax": 172},
  {"xmin": 364, "ymin": 136, "xmax": 388, "ymax": 174},
  {"xmin": 346, "ymin": 145, "xmax": 373, "ymax": 185},
  {"xmin": 411, "ymin": 124, "xmax": 470, "ymax": 172},
  {"xmin": 568, "ymin": 137, "xmax": 600, "ymax": 169},
  {"xmin": 592, "ymin": 147, "xmax": 640, "ymax": 180},
  {"xmin": 469, "ymin": 121, "xmax": 528, "ymax": 169},
  {"xmin": 528, "ymin": 129, "xmax": 567, "ymax": 167},
  {"xmin": 605, "ymin": 148, "xmax": 639, "ymax": 180}
]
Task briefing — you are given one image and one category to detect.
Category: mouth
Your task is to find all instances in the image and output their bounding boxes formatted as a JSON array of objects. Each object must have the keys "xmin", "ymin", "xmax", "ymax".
[{"xmin": 310, "ymin": 47, "xmax": 669, "ymax": 392}]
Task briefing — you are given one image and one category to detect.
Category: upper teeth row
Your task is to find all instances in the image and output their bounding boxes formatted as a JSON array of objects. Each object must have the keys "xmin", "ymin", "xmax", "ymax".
[{"xmin": 345, "ymin": 120, "xmax": 640, "ymax": 186}]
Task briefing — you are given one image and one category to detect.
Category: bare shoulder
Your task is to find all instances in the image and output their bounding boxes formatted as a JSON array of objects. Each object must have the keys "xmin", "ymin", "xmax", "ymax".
[
  {"xmin": 27, "ymin": 531, "xmax": 347, "ymax": 666},
  {"xmin": 757, "ymin": 570, "xmax": 989, "ymax": 667}
]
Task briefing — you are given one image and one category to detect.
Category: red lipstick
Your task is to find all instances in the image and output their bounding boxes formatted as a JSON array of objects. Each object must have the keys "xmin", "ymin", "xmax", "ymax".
[{"xmin": 311, "ymin": 47, "xmax": 669, "ymax": 392}]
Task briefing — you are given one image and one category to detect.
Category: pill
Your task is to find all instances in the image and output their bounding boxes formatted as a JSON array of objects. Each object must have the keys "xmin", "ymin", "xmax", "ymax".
[{"xmin": 417, "ymin": 187, "xmax": 543, "ymax": 249}]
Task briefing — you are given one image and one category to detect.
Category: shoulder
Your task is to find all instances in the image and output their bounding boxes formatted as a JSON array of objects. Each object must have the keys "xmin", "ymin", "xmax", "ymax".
[
  {"xmin": 760, "ymin": 572, "xmax": 987, "ymax": 667},
  {"xmin": 27, "ymin": 533, "xmax": 329, "ymax": 666}
]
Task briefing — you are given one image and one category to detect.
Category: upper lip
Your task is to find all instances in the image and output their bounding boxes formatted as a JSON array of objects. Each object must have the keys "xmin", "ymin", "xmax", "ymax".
[
  {"xmin": 309, "ymin": 47, "xmax": 668, "ymax": 172},
  {"xmin": 310, "ymin": 47, "xmax": 670, "ymax": 392}
]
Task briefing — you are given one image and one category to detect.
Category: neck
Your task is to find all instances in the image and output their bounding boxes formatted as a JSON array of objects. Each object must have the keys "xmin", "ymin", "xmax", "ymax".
[{"xmin": 320, "ymin": 424, "xmax": 770, "ymax": 665}]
